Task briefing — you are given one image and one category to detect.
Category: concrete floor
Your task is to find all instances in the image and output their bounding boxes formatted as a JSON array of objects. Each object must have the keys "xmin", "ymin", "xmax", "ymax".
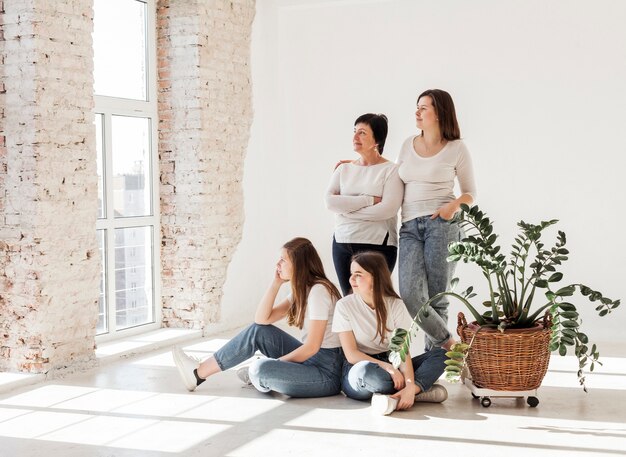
[{"xmin": 1, "ymin": 328, "xmax": 625, "ymax": 457}]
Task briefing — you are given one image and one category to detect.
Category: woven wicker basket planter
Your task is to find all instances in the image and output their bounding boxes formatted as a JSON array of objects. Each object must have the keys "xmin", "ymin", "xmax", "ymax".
[{"xmin": 456, "ymin": 312, "xmax": 552, "ymax": 391}]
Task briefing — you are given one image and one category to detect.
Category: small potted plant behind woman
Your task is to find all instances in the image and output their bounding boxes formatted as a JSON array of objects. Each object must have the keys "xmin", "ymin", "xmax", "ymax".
[{"xmin": 332, "ymin": 251, "xmax": 447, "ymax": 415}]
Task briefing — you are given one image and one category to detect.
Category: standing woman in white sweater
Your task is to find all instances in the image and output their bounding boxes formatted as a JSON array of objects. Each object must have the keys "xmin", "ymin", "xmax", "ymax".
[
  {"xmin": 325, "ymin": 113, "xmax": 404, "ymax": 296},
  {"xmin": 397, "ymin": 89, "xmax": 477, "ymax": 351}
]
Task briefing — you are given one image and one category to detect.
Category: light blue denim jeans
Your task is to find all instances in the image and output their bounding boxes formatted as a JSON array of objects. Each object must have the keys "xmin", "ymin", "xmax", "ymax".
[
  {"xmin": 341, "ymin": 349, "xmax": 447, "ymax": 400},
  {"xmin": 213, "ymin": 323, "xmax": 343, "ymax": 398},
  {"xmin": 399, "ymin": 215, "xmax": 462, "ymax": 349}
]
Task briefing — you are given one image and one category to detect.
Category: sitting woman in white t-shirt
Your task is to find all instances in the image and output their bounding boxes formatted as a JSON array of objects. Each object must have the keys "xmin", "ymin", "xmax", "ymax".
[
  {"xmin": 332, "ymin": 251, "xmax": 447, "ymax": 415},
  {"xmin": 172, "ymin": 237, "xmax": 344, "ymax": 398}
]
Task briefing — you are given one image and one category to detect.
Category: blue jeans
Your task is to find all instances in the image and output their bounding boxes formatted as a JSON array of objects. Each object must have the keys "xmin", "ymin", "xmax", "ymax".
[
  {"xmin": 399, "ymin": 216, "xmax": 462, "ymax": 349},
  {"xmin": 213, "ymin": 323, "xmax": 343, "ymax": 398},
  {"xmin": 332, "ymin": 236, "xmax": 397, "ymax": 296},
  {"xmin": 341, "ymin": 349, "xmax": 447, "ymax": 400}
]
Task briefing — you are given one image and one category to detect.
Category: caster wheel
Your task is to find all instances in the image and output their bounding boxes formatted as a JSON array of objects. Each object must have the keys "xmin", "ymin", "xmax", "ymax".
[
  {"xmin": 527, "ymin": 396, "xmax": 539, "ymax": 407},
  {"xmin": 480, "ymin": 397, "xmax": 492, "ymax": 408},
  {"xmin": 471, "ymin": 393, "xmax": 479, "ymax": 399}
]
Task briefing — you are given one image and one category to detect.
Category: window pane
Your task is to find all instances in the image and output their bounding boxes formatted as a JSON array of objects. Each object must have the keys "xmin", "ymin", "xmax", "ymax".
[
  {"xmin": 114, "ymin": 226, "xmax": 154, "ymax": 330},
  {"xmin": 112, "ymin": 115, "xmax": 152, "ymax": 217},
  {"xmin": 97, "ymin": 230, "xmax": 108, "ymax": 334},
  {"xmin": 95, "ymin": 113, "xmax": 105, "ymax": 219},
  {"xmin": 93, "ymin": 0, "xmax": 147, "ymax": 100}
]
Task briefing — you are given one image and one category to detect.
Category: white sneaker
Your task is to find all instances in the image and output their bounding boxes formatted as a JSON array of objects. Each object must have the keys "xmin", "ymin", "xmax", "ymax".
[
  {"xmin": 172, "ymin": 347, "xmax": 200, "ymax": 392},
  {"xmin": 236, "ymin": 366, "xmax": 252, "ymax": 386},
  {"xmin": 415, "ymin": 383, "xmax": 448, "ymax": 403},
  {"xmin": 370, "ymin": 394, "xmax": 398, "ymax": 416}
]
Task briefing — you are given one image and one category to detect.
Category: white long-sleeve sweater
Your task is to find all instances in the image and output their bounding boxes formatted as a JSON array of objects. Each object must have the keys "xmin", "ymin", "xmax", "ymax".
[
  {"xmin": 325, "ymin": 161, "xmax": 404, "ymax": 246},
  {"xmin": 397, "ymin": 136, "xmax": 477, "ymax": 222}
]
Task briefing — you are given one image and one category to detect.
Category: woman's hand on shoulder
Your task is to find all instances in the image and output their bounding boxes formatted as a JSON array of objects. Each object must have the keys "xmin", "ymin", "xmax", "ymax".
[{"xmin": 334, "ymin": 159, "xmax": 353, "ymax": 170}]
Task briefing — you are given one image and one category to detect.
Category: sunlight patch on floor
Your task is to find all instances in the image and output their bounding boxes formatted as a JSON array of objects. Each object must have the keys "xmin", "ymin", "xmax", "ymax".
[
  {"xmin": 0, "ymin": 371, "xmax": 44, "ymax": 392},
  {"xmin": 0, "ymin": 385, "xmax": 99, "ymax": 408},
  {"xmin": 224, "ymin": 427, "xmax": 582, "ymax": 457},
  {"xmin": 278, "ymin": 408, "xmax": 626, "ymax": 456},
  {"xmin": 0, "ymin": 409, "xmax": 229, "ymax": 453},
  {"xmin": 131, "ymin": 339, "xmax": 256, "ymax": 368},
  {"xmin": 130, "ymin": 350, "xmax": 185, "ymax": 368},
  {"xmin": 543, "ymin": 354, "xmax": 626, "ymax": 390},
  {"xmin": 548, "ymin": 355, "xmax": 626, "ymax": 375},
  {"xmin": 179, "ymin": 338, "xmax": 232, "ymax": 353},
  {"xmin": 479, "ymin": 413, "xmax": 626, "ymax": 453},
  {"xmin": 0, "ymin": 383, "xmax": 285, "ymax": 453},
  {"xmin": 178, "ymin": 395, "xmax": 285, "ymax": 422}
]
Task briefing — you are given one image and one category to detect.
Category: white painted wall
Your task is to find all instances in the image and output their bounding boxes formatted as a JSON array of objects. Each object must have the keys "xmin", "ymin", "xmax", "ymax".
[{"xmin": 220, "ymin": 0, "xmax": 626, "ymax": 346}]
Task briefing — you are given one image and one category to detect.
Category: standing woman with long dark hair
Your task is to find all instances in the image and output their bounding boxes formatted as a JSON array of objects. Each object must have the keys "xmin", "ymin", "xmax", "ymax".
[
  {"xmin": 397, "ymin": 89, "xmax": 477, "ymax": 351},
  {"xmin": 172, "ymin": 237, "xmax": 343, "ymax": 398}
]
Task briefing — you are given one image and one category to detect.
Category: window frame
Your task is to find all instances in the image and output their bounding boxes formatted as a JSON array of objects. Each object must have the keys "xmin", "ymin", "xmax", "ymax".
[{"xmin": 94, "ymin": 0, "xmax": 161, "ymax": 343}]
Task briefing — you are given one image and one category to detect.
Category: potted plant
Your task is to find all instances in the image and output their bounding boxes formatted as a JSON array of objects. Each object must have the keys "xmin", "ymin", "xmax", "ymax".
[{"xmin": 389, "ymin": 204, "xmax": 620, "ymax": 392}]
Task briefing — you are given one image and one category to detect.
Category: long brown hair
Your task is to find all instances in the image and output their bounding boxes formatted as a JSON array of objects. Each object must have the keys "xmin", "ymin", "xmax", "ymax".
[
  {"xmin": 283, "ymin": 237, "xmax": 341, "ymax": 329},
  {"xmin": 351, "ymin": 251, "xmax": 400, "ymax": 344},
  {"xmin": 417, "ymin": 88, "xmax": 461, "ymax": 141}
]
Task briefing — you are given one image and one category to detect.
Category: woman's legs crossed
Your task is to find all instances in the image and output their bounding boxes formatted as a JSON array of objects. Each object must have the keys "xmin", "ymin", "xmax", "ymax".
[
  {"xmin": 249, "ymin": 348, "xmax": 343, "ymax": 398},
  {"xmin": 411, "ymin": 348, "xmax": 447, "ymax": 393},
  {"xmin": 198, "ymin": 324, "xmax": 302, "ymax": 378},
  {"xmin": 341, "ymin": 360, "xmax": 395, "ymax": 401}
]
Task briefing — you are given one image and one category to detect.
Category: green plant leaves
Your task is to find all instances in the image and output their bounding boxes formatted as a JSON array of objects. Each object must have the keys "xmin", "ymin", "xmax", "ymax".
[
  {"xmin": 389, "ymin": 204, "xmax": 622, "ymax": 391},
  {"xmin": 444, "ymin": 342, "xmax": 470, "ymax": 383},
  {"xmin": 558, "ymin": 302, "xmax": 576, "ymax": 311},
  {"xmin": 548, "ymin": 272, "xmax": 563, "ymax": 282},
  {"xmin": 388, "ymin": 328, "xmax": 410, "ymax": 368}
]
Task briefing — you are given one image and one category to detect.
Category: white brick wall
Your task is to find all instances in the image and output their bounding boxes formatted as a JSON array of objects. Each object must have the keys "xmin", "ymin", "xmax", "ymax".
[
  {"xmin": 158, "ymin": 0, "xmax": 255, "ymax": 330},
  {"xmin": 0, "ymin": 0, "xmax": 100, "ymax": 373},
  {"xmin": 0, "ymin": 0, "xmax": 255, "ymax": 374}
]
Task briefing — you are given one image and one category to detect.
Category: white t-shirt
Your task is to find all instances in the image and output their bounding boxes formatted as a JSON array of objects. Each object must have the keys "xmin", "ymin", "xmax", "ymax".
[
  {"xmin": 332, "ymin": 294, "xmax": 412, "ymax": 354},
  {"xmin": 325, "ymin": 161, "xmax": 404, "ymax": 246},
  {"xmin": 286, "ymin": 283, "xmax": 341, "ymax": 348},
  {"xmin": 397, "ymin": 136, "xmax": 476, "ymax": 222}
]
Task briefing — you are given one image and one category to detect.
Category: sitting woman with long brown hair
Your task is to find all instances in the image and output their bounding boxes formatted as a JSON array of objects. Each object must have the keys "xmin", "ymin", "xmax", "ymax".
[
  {"xmin": 333, "ymin": 251, "xmax": 447, "ymax": 414},
  {"xmin": 172, "ymin": 237, "xmax": 343, "ymax": 398}
]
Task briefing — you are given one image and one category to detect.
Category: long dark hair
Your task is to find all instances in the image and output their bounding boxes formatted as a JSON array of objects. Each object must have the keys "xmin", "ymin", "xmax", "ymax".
[
  {"xmin": 417, "ymin": 89, "xmax": 461, "ymax": 141},
  {"xmin": 351, "ymin": 251, "xmax": 400, "ymax": 343},
  {"xmin": 283, "ymin": 237, "xmax": 341, "ymax": 329},
  {"xmin": 354, "ymin": 113, "xmax": 389, "ymax": 154}
]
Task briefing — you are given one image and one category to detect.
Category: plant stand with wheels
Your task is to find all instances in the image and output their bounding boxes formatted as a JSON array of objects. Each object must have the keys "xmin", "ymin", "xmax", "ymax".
[{"xmin": 463, "ymin": 377, "xmax": 539, "ymax": 408}]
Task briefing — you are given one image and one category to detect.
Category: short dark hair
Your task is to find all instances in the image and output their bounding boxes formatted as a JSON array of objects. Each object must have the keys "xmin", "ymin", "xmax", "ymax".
[
  {"xmin": 417, "ymin": 89, "xmax": 461, "ymax": 141},
  {"xmin": 354, "ymin": 113, "xmax": 389, "ymax": 154}
]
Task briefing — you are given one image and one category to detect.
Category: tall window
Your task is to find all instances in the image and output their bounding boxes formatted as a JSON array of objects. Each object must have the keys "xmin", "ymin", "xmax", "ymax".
[{"xmin": 94, "ymin": 0, "xmax": 160, "ymax": 339}]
